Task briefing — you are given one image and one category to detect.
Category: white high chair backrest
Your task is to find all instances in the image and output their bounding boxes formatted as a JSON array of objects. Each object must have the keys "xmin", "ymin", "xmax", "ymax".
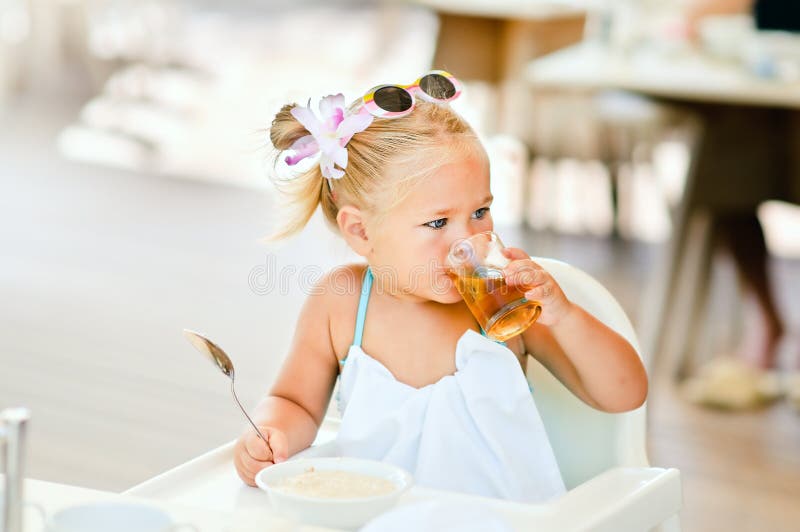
[{"xmin": 527, "ymin": 257, "xmax": 649, "ymax": 490}]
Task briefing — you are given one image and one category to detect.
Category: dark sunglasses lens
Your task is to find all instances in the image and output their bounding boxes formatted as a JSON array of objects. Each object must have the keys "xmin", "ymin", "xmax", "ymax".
[
  {"xmin": 419, "ymin": 74, "xmax": 456, "ymax": 100},
  {"xmin": 373, "ymin": 86, "xmax": 413, "ymax": 113}
]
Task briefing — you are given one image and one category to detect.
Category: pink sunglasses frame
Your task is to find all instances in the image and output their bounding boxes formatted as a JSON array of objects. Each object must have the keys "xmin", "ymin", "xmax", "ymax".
[{"xmin": 358, "ymin": 70, "xmax": 462, "ymax": 119}]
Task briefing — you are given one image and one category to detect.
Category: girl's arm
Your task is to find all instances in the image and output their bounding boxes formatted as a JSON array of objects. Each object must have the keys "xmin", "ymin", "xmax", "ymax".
[
  {"xmin": 503, "ymin": 249, "xmax": 648, "ymax": 413},
  {"xmin": 256, "ymin": 271, "xmax": 341, "ymax": 452},
  {"xmin": 234, "ymin": 272, "xmax": 340, "ymax": 484}
]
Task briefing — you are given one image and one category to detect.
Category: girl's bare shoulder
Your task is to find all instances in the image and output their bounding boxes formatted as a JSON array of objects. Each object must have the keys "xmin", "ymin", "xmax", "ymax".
[{"xmin": 315, "ymin": 263, "xmax": 368, "ymax": 358}]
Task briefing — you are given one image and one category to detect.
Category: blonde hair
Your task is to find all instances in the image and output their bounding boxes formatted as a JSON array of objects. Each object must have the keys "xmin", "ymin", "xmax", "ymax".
[{"xmin": 266, "ymin": 99, "xmax": 482, "ymax": 240}]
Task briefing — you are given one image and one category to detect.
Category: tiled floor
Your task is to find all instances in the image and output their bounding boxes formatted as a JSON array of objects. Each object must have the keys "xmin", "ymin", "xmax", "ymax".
[{"xmin": 2, "ymin": 96, "xmax": 798, "ymax": 531}]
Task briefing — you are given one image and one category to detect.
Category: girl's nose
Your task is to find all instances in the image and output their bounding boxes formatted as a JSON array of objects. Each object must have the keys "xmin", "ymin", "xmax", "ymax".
[
  {"xmin": 463, "ymin": 227, "xmax": 489, "ymax": 241},
  {"xmin": 452, "ymin": 225, "xmax": 484, "ymax": 243}
]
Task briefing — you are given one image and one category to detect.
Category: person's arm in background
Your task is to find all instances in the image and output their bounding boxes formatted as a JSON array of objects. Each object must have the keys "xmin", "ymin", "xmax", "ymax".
[
  {"xmin": 686, "ymin": 0, "xmax": 800, "ymax": 37},
  {"xmin": 685, "ymin": 0, "xmax": 754, "ymax": 37},
  {"xmin": 686, "ymin": 0, "xmax": 753, "ymax": 19}
]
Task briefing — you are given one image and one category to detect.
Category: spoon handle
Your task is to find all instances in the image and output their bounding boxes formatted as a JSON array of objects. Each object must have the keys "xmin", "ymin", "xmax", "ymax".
[{"xmin": 230, "ymin": 378, "xmax": 272, "ymax": 452}]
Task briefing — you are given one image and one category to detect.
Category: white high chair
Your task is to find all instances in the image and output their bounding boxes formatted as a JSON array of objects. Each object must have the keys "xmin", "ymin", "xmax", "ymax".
[
  {"xmin": 525, "ymin": 257, "xmax": 681, "ymax": 531},
  {"xmin": 318, "ymin": 257, "xmax": 682, "ymax": 531}
]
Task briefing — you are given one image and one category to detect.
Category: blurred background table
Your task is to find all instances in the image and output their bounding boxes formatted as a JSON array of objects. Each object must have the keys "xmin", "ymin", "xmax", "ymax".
[
  {"xmin": 528, "ymin": 42, "xmax": 800, "ymax": 107},
  {"xmin": 413, "ymin": 0, "xmax": 591, "ymax": 136},
  {"xmin": 528, "ymin": 41, "xmax": 800, "ymax": 378}
]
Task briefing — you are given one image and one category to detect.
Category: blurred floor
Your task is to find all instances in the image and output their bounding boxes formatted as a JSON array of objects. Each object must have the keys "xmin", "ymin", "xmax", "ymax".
[
  {"xmin": 648, "ymin": 375, "xmax": 800, "ymax": 531},
  {"xmin": 1, "ymin": 95, "xmax": 799, "ymax": 531}
]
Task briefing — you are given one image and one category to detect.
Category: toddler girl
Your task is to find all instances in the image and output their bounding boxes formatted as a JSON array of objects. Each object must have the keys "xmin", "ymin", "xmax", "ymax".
[{"xmin": 234, "ymin": 72, "xmax": 648, "ymax": 502}]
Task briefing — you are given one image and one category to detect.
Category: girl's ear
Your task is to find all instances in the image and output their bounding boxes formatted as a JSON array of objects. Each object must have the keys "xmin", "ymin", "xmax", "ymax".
[{"xmin": 336, "ymin": 205, "xmax": 371, "ymax": 257}]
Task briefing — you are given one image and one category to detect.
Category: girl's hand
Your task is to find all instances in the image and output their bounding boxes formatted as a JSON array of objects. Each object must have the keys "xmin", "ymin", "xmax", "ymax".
[
  {"xmin": 501, "ymin": 247, "xmax": 574, "ymax": 327},
  {"xmin": 233, "ymin": 425, "xmax": 288, "ymax": 487}
]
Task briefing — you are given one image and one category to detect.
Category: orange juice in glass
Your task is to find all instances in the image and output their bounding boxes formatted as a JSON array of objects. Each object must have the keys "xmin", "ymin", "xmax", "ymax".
[{"xmin": 446, "ymin": 231, "xmax": 541, "ymax": 342}]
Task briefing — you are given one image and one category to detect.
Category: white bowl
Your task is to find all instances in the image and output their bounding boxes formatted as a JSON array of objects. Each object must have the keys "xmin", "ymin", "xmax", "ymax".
[{"xmin": 255, "ymin": 457, "xmax": 413, "ymax": 529}]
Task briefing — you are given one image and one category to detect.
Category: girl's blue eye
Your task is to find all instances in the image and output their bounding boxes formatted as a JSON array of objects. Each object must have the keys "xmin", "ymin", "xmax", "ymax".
[
  {"xmin": 425, "ymin": 218, "xmax": 447, "ymax": 230},
  {"xmin": 473, "ymin": 207, "xmax": 490, "ymax": 219}
]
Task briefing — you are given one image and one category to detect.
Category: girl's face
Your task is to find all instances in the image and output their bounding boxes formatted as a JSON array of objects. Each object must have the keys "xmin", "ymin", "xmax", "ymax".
[{"xmin": 366, "ymin": 147, "xmax": 493, "ymax": 304}]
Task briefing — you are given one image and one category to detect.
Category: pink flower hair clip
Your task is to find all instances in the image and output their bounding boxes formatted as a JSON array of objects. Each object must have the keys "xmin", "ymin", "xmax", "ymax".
[
  {"xmin": 282, "ymin": 72, "xmax": 461, "ymax": 181},
  {"xmin": 284, "ymin": 94, "xmax": 373, "ymax": 180}
]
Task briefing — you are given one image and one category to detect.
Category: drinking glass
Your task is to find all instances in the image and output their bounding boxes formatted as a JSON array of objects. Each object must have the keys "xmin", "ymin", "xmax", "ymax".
[{"xmin": 446, "ymin": 231, "xmax": 542, "ymax": 342}]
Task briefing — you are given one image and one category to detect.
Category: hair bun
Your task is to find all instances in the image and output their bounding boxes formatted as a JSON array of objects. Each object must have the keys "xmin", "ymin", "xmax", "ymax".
[{"xmin": 270, "ymin": 103, "xmax": 307, "ymax": 151}]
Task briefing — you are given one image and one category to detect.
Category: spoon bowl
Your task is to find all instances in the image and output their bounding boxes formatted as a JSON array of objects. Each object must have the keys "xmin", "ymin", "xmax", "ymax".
[
  {"xmin": 182, "ymin": 329, "xmax": 270, "ymax": 450},
  {"xmin": 183, "ymin": 329, "xmax": 235, "ymax": 379}
]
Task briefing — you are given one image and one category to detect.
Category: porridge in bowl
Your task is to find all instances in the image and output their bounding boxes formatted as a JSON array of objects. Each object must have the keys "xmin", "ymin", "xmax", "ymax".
[
  {"xmin": 274, "ymin": 466, "xmax": 397, "ymax": 498},
  {"xmin": 255, "ymin": 457, "xmax": 413, "ymax": 528}
]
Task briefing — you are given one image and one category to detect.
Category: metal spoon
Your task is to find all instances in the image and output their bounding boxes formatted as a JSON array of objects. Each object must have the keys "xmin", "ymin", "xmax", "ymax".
[{"xmin": 182, "ymin": 329, "xmax": 271, "ymax": 454}]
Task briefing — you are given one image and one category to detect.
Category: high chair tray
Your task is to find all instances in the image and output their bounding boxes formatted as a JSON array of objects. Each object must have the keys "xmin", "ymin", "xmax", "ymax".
[{"xmin": 126, "ymin": 422, "xmax": 680, "ymax": 531}]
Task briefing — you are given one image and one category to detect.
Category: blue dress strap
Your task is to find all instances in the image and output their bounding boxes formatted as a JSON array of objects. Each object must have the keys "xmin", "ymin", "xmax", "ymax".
[
  {"xmin": 479, "ymin": 327, "xmax": 507, "ymax": 346},
  {"xmin": 352, "ymin": 266, "xmax": 373, "ymax": 348}
]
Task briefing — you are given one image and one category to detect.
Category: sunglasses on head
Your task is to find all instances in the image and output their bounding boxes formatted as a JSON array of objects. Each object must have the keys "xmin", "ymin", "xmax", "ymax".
[{"xmin": 359, "ymin": 70, "xmax": 462, "ymax": 119}]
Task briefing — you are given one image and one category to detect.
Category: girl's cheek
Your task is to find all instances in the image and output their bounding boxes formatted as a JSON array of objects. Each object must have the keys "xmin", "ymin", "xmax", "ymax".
[{"xmin": 420, "ymin": 231, "xmax": 447, "ymax": 254}]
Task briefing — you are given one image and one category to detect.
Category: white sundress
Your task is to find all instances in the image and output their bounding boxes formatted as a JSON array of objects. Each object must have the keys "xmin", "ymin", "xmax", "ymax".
[{"xmin": 333, "ymin": 267, "xmax": 566, "ymax": 503}]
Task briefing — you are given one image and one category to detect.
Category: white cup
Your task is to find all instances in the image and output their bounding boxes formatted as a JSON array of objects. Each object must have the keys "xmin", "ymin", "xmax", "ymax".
[{"xmin": 28, "ymin": 502, "xmax": 198, "ymax": 532}]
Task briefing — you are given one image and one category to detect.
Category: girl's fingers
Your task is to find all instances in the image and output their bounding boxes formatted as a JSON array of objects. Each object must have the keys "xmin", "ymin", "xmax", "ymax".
[
  {"xmin": 234, "ymin": 455, "xmax": 254, "ymax": 486},
  {"xmin": 234, "ymin": 452, "xmax": 273, "ymax": 486},
  {"xmin": 524, "ymin": 280, "xmax": 556, "ymax": 301},
  {"xmin": 265, "ymin": 428, "xmax": 289, "ymax": 464},
  {"xmin": 506, "ymin": 265, "xmax": 544, "ymax": 287},
  {"xmin": 233, "ymin": 452, "xmax": 251, "ymax": 481},
  {"xmin": 245, "ymin": 430, "xmax": 273, "ymax": 461},
  {"xmin": 501, "ymin": 247, "xmax": 530, "ymax": 261},
  {"xmin": 503, "ymin": 260, "xmax": 546, "ymax": 289},
  {"xmin": 234, "ymin": 428, "xmax": 288, "ymax": 486},
  {"xmin": 240, "ymin": 452, "xmax": 273, "ymax": 477},
  {"xmin": 501, "ymin": 249, "xmax": 545, "ymax": 287}
]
